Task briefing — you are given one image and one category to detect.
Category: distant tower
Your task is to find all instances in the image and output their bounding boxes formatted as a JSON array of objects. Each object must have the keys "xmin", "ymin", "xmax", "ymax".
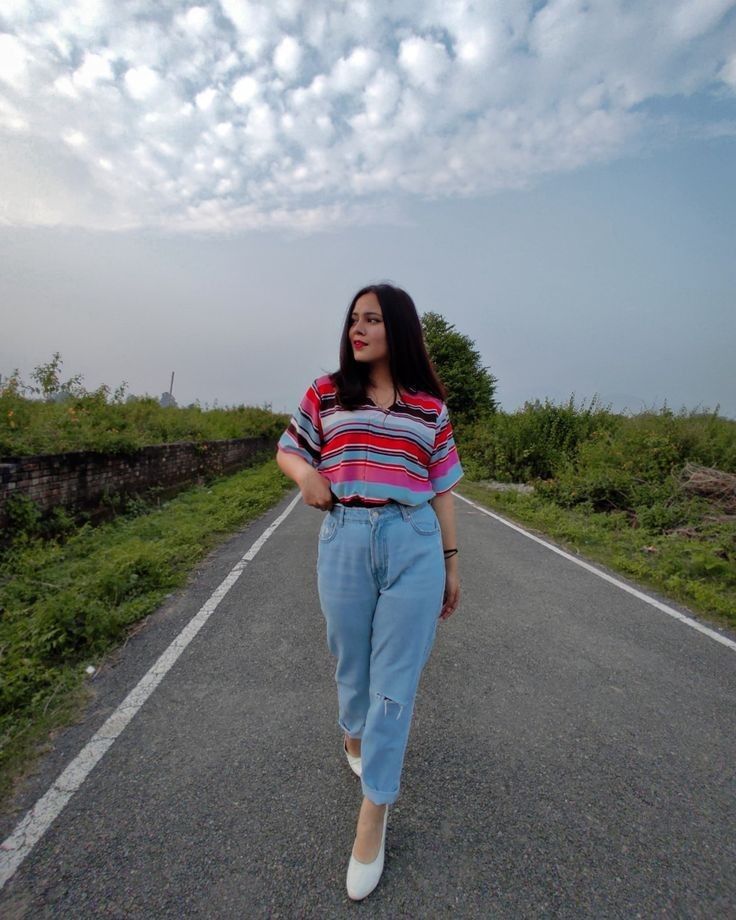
[{"xmin": 159, "ymin": 371, "xmax": 178, "ymax": 407}]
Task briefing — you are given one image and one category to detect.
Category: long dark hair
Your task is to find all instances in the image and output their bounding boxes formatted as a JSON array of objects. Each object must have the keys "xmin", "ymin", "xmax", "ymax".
[{"xmin": 330, "ymin": 283, "xmax": 447, "ymax": 410}]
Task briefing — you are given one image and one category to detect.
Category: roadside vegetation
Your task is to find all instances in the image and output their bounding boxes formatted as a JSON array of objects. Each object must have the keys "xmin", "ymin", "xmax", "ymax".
[
  {"xmin": 454, "ymin": 400, "xmax": 736, "ymax": 630},
  {"xmin": 423, "ymin": 313, "xmax": 735, "ymax": 632},
  {"xmin": 0, "ymin": 354, "xmax": 295, "ymax": 808},
  {"xmin": 0, "ymin": 352, "xmax": 288, "ymax": 457},
  {"xmin": 0, "ymin": 459, "xmax": 293, "ymax": 808}
]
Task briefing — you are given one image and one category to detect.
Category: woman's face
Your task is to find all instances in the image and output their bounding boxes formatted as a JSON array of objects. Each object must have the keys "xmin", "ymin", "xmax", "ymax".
[{"xmin": 349, "ymin": 292, "xmax": 389, "ymax": 365}]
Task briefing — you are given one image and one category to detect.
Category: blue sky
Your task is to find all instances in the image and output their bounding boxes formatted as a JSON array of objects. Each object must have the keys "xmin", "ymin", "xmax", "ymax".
[{"xmin": 1, "ymin": 0, "xmax": 735, "ymax": 418}]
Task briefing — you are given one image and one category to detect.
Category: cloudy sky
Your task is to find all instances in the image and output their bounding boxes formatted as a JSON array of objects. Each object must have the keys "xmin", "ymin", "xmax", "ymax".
[{"xmin": 1, "ymin": 0, "xmax": 735, "ymax": 418}]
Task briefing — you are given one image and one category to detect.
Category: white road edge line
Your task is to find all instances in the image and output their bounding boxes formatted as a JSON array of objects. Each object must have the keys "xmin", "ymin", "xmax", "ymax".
[
  {"xmin": 0, "ymin": 492, "xmax": 303, "ymax": 891},
  {"xmin": 454, "ymin": 490, "xmax": 736, "ymax": 652}
]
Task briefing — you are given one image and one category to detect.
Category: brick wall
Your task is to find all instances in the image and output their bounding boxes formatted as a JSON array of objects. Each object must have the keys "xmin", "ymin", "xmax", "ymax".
[{"xmin": 0, "ymin": 436, "xmax": 274, "ymax": 531}]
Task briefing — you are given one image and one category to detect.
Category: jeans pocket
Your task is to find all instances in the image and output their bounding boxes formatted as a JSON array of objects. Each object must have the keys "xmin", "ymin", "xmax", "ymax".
[
  {"xmin": 407, "ymin": 503, "xmax": 440, "ymax": 536},
  {"xmin": 318, "ymin": 512, "xmax": 339, "ymax": 543}
]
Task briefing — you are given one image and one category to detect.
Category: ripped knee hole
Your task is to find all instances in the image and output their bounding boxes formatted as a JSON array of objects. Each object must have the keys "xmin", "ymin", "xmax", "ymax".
[{"xmin": 375, "ymin": 691, "xmax": 405, "ymax": 720}]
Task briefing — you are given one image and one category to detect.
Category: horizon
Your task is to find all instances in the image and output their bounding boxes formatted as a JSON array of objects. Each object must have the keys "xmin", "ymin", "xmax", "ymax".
[{"xmin": 3, "ymin": 361, "xmax": 733, "ymax": 422}]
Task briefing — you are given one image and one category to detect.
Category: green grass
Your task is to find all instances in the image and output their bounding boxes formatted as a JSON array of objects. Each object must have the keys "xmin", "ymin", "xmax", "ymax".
[
  {"xmin": 0, "ymin": 459, "xmax": 294, "ymax": 810},
  {"xmin": 457, "ymin": 480, "xmax": 736, "ymax": 632}
]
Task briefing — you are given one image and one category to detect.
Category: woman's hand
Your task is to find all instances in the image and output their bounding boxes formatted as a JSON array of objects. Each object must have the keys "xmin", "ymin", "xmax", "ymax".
[
  {"xmin": 298, "ymin": 467, "xmax": 335, "ymax": 511},
  {"xmin": 440, "ymin": 563, "xmax": 460, "ymax": 620},
  {"xmin": 276, "ymin": 450, "xmax": 335, "ymax": 511},
  {"xmin": 431, "ymin": 490, "xmax": 460, "ymax": 620}
]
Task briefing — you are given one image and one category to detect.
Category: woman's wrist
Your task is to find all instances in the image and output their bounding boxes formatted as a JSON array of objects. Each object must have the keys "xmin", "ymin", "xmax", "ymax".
[{"xmin": 295, "ymin": 463, "xmax": 318, "ymax": 488}]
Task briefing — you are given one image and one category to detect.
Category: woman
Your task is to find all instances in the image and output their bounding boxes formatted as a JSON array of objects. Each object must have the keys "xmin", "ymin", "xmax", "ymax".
[{"xmin": 275, "ymin": 283, "xmax": 463, "ymax": 900}]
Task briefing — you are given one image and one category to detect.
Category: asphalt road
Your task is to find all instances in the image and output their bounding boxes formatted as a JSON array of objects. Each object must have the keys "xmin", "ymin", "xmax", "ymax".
[{"xmin": 1, "ymin": 489, "xmax": 734, "ymax": 918}]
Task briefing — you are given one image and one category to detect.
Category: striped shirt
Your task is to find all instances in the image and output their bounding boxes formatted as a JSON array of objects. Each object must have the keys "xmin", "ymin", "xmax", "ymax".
[{"xmin": 276, "ymin": 374, "xmax": 464, "ymax": 506}]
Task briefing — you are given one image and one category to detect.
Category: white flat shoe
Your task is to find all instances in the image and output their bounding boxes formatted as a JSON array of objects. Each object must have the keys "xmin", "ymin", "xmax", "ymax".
[
  {"xmin": 346, "ymin": 806, "xmax": 389, "ymax": 901},
  {"xmin": 343, "ymin": 737, "xmax": 362, "ymax": 777}
]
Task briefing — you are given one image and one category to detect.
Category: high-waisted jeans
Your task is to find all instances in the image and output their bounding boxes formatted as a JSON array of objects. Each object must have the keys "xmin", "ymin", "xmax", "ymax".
[{"xmin": 316, "ymin": 500, "xmax": 446, "ymax": 805}]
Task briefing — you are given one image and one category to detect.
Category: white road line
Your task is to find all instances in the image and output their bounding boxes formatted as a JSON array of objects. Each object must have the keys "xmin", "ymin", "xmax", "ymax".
[
  {"xmin": 455, "ymin": 491, "xmax": 736, "ymax": 652},
  {"xmin": 0, "ymin": 492, "xmax": 303, "ymax": 891}
]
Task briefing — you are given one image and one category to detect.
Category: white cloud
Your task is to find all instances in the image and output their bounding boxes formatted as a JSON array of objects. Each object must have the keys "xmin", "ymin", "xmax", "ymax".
[
  {"xmin": 273, "ymin": 0, "xmax": 302, "ymax": 23},
  {"xmin": 231, "ymin": 73, "xmax": 260, "ymax": 105},
  {"xmin": 363, "ymin": 68, "xmax": 400, "ymax": 125},
  {"xmin": 721, "ymin": 53, "xmax": 736, "ymax": 89},
  {"xmin": 0, "ymin": 95, "xmax": 28, "ymax": 132},
  {"xmin": 670, "ymin": 0, "xmax": 735, "ymax": 40},
  {"xmin": 455, "ymin": 28, "xmax": 495, "ymax": 67},
  {"xmin": 244, "ymin": 101, "xmax": 277, "ymax": 154},
  {"xmin": 0, "ymin": 0, "xmax": 34, "ymax": 22},
  {"xmin": 398, "ymin": 35, "xmax": 450, "ymax": 91},
  {"xmin": 195, "ymin": 86, "xmax": 218, "ymax": 110},
  {"xmin": 53, "ymin": 74, "xmax": 79, "ymax": 99},
  {"xmin": 273, "ymin": 35, "xmax": 302, "ymax": 80},
  {"xmin": 62, "ymin": 129, "xmax": 87, "ymax": 147},
  {"xmin": 330, "ymin": 47, "xmax": 378, "ymax": 93},
  {"xmin": 182, "ymin": 5, "xmax": 211, "ymax": 34},
  {"xmin": 124, "ymin": 65, "xmax": 160, "ymax": 101},
  {"xmin": 0, "ymin": 33, "xmax": 30, "ymax": 89},
  {"xmin": 219, "ymin": 0, "xmax": 275, "ymax": 60},
  {"xmin": 214, "ymin": 120, "xmax": 234, "ymax": 140},
  {"xmin": 54, "ymin": 0, "xmax": 111, "ymax": 45},
  {"xmin": 0, "ymin": 1, "xmax": 734, "ymax": 233},
  {"xmin": 73, "ymin": 51, "xmax": 113, "ymax": 90}
]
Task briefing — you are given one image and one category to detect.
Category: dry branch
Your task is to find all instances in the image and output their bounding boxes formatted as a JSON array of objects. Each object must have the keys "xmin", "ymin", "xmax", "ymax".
[{"xmin": 679, "ymin": 462, "xmax": 736, "ymax": 513}]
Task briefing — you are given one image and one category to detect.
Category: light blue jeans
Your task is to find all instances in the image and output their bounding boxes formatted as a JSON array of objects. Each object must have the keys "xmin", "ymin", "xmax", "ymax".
[{"xmin": 317, "ymin": 500, "xmax": 446, "ymax": 805}]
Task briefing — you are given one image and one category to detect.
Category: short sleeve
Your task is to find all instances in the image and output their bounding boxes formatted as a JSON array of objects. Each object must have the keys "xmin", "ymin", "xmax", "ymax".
[
  {"xmin": 428, "ymin": 403, "xmax": 464, "ymax": 494},
  {"xmin": 277, "ymin": 379, "xmax": 323, "ymax": 468}
]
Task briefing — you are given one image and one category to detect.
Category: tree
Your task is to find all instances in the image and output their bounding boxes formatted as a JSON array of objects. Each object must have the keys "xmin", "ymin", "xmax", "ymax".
[
  {"xmin": 1, "ymin": 354, "xmax": 128, "ymax": 404},
  {"xmin": 421, "ymin": 311, "xmax": 498, "ymax": 424},
  {"xmin": 30, "ymin": 352, "xmax": 86, "ymax": 400}
]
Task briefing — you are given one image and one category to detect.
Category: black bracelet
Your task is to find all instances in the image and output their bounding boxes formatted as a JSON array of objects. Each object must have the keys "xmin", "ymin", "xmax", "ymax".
[{"xmin": 443, "ymin": 548, "xmax": 459, "ymax": 558}]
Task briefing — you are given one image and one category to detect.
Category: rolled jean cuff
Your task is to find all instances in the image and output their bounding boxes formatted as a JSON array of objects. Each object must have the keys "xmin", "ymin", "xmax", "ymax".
[
  {"xmin": 361, "ymin": 779, "xmax": 399, "ymax": 806},
  {"xmin": 339, "ymin": 717, "xmax": 364, "ymax": 740}
]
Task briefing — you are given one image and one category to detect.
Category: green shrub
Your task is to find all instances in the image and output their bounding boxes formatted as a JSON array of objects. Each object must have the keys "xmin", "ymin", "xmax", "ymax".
[
  {"xmin": 634, "ymin": 501, "xmax": 689, "ymax": 533},
  {"xmin": 0, "ymin": 383, "xmax": 288, "ymax": 459},
  {"xmin": 4, "ymin": 493, "xmax": 43, "ymax": 536},
  {"xmin": 461, "ymin": 398, "xmax": 736, "ymax": 482},
  {"xmin": 458, "ymin": 394, "xmax": 620, "ymax": 482}
]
